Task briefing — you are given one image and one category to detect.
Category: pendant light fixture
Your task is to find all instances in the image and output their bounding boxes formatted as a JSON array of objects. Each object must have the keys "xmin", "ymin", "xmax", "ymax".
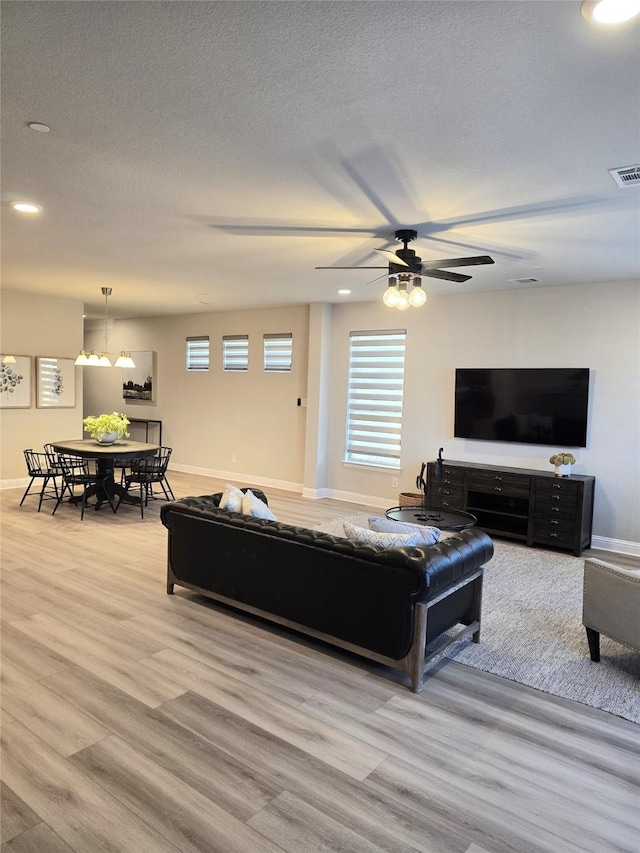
[
  {"xmin": 114, "ymin": 351, "xmax": 136, "ymax": 368},
  {"xmin": 75, "ymin": 288, "xmax": 136, "ymax": 368}
]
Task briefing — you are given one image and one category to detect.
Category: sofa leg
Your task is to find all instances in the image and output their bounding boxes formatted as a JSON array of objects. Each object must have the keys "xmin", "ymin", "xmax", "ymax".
[
  {"xmin": 408, "ymin": 603, "xmax": 428, "ymax": 693},
  {"xmin": 167, "ymin": 581, "xmax": 174, "ymax": 594},
  {"xmin": 585, "ymin": 626, "xmax": 600, "ymax": 662},
  {"xmin": 471, "ymin": 574, "xmax": 483, "ymax": 643}
]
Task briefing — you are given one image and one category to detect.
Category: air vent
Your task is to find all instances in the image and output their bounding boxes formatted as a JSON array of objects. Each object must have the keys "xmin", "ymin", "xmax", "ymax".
[
  {"xmin": 507, "ymin": 277, "xmax": 541, "ymax": 285},
  {"xmin": 609, "ymin": 165, "xmax": 640, "ymax": 188}
]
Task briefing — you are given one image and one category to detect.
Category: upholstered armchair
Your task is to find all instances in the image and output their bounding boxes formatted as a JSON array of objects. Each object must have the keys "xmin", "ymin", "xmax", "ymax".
[{"xmin": 582, "ymin": 558, "xmax": 640, "ymax": 661}]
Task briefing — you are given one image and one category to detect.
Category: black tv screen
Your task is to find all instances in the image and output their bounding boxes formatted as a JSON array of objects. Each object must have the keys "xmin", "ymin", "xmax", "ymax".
[{"xmin": 454, "ymin": 368, "xmax": 590, "ymax": 448}]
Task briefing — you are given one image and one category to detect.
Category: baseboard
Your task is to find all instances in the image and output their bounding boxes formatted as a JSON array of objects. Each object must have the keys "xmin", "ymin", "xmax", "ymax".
[
  {"xmin": 302, "ymin": 487, "xmax": 331, "ymax": 499},
  {"xmin": 590, "ymin": 535, "xmax": 640, "ymax": 557},
  {"xmin": 0, "ymin": 477, "xmax": 29, "ymax": 490},
  {"xmin": 168, "ymin": 463, "xmax": 302, "ymax": 495},
  {"xmin": 321, "ymin": 488, "xmax": 390, "ymax": 509}
]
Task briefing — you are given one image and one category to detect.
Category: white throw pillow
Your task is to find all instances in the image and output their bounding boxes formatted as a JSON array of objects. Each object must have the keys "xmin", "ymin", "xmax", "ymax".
[
  {"xmin": 220, "ymin": 483, "xmax": 244, "ymax": 512},
  {"xmin": 368, "ymin": 516, "xmax": 441, "ymax": 546},
  {"xmin": 343, "ymin": 522, "xmax": 422, "ymax": 549},
  {"xmin": 241, "ymin": 489, "xmax": 278, "ymax": 521}
]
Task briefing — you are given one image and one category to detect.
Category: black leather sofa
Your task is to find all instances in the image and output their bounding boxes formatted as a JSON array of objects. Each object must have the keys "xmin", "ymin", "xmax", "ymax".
[{"xmin": 160, "ymin": 491, "xmax": 494, "ymax": 692}]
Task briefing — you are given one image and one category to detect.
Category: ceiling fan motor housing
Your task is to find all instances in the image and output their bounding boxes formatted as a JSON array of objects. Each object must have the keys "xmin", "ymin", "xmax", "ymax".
[{"xmin": 391, "ymin": 229, "xmax": 421, "ymax": 274}]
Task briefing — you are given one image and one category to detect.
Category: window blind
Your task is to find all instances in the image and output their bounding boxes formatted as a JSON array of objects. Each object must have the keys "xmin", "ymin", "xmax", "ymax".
[
  {"xmin": 345, "ymin": 329, "xmax": 406, "ymax": 468},
  {"xmin": 223, "ymin": 335, "xmax": 249, "ymax": 372},
  {"xmin": 263, "ymin": 333, "xmax": 293, "ymax": 372},
  {"xmin": 186, "ymin": 336, "xmax": 210, "ymax": 371}
]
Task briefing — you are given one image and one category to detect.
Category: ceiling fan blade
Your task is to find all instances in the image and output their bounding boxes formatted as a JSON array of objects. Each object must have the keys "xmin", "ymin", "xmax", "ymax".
[
  {"xmin": 420, "ymin": 255, "xmax": 494, "ymax": 270},
  {"xmin": 422, "ymin": 269, "xmax": 472, "ymax": 283},
  {"xmin": 374, "ymin": 248, "xmax": 410, "ymax": 267},
  {"xmin": 314, "ymin": 266, "xmax": 387, "ymax": 270},
  {"xmin": 365, "ymin": 272, "xmax": 395, "ymax": 286}
]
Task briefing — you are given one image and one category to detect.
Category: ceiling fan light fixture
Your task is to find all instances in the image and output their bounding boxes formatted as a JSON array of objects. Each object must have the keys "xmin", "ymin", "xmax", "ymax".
[
  {"xmin": 382, "ymin": 281, "xmax": 400, "ymax": 307},
  {"xmin": 581, "ymin": 0, "xmax": 640, "ymax": 22},
  {"xmin": 395, "ymin": 280, "xmax": 410, "ymax": 311},
  {"xmin": 408, "ymin": 280, "xmax": 427, "ymax": 307}
]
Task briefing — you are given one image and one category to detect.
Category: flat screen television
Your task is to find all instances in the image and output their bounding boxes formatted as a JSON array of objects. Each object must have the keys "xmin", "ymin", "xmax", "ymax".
[{"xmin": 454, "ymin": 368, "xmax": 590, "ymax": 447}]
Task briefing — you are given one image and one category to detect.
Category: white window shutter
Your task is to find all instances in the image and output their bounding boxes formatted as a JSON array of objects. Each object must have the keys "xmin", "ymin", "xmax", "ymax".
[
  {"xmin": 345, "ymin": 329, "xmax": 406, "ymax": 469},
  {"xmin": 263, "ymin": 333, "xmax": 292, "ymax": 372},
  {"xmin": 223, "ymin": 335, "xmax": 249, "ymax": 372},
  {"xmin": 186, "ymin": 336, "xmax": 210, "ymax": 371}
]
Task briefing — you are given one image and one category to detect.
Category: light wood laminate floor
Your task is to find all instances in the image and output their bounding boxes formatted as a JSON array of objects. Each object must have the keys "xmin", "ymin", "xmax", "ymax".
[{"xmin": 1, "ymin": 471, "xmax": 638, "ymax": 852}]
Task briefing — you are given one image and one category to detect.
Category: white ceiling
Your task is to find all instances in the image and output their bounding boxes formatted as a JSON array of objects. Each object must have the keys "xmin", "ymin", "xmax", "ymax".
[{"xmin": 1, "ymin": 1, "xmax": 639, "ymax": 319}]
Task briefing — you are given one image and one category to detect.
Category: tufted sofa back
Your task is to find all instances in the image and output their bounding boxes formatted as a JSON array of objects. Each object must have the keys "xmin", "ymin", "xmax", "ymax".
[{"xmin": 161, "ymin": 494, "xmax": 493, "ymax": 660}]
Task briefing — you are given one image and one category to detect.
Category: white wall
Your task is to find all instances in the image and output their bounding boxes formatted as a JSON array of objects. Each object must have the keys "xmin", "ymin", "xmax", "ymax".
[
  {"xmin": 324, "ymin": 280, "xmax": 640, "ymax": 547},
  {"xmin": 0, "ymin": 290, "xmax": 84, "ymax": 481},
  {"xmin": 80, "ymin": 279, "xmax": 639, "ymax": 547},
  {"xmin": 83, "ymin": 305, "xmax": 309, "ymax": 489}
]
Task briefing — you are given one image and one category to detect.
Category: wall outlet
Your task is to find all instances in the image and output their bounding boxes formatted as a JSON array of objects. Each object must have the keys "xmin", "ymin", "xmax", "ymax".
[
  {"xmin": 392, "ymin": 477, "xmax": 398, "ymax": 488},
  {"xmin": 231, "ymin": 453, "xmax": 237, "ymax": 464}
]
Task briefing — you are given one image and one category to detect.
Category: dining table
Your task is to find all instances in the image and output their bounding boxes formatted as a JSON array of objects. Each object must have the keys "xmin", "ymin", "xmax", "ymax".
[{"xmin": 50, "ymin": 438, "xmax": 160, "ymax": 511}]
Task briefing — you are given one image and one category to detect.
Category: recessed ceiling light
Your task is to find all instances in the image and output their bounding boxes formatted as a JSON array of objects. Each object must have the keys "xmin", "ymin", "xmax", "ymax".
[
  {"xmin": 27, "ymin": 121, "xmax": 50, "ymax": 133},
  {"xmin": 10, "ymin": 201, "xmax": 43, "ymax": 213},
  {"xmin": 582, "ymin": 0, "xmax": 640, "ymax": 23},
  {"xmin": 337, "ymin": 289, "xmax": 352, "ymax": 296}
]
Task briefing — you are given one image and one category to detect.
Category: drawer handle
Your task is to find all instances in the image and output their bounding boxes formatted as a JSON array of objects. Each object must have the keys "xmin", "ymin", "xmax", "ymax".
[
  {"xmin": 553, "ymin": 483, "xmax": 561, "ymax": 489},
  {"xmin": 442, "ymin": 489, "xmax": 451, "ymax": 495},
  {"xmin": 494, "ymin": 486, "xmax": 502, "ymax": 492},
  {"xmin": 552, "ymin": 507, "xmax": 559, "ymax": 513},
  {"xmin": 494, "ymin": 476, "xmax": 503, "ymax": 481},
  {"xmin": 442, "ymin": 501, "xmax": 450, "ymax": 507},
  {"xmin": 552, "ymin": 495, "xmax": 560, "ymax": 501},
  {"xmin": 551, "ymin": 520, "xmax": 559, "ymax": 525},
  {"xmin": 550, "ymin": 533, "xmax": 558, "ymax": 538}
]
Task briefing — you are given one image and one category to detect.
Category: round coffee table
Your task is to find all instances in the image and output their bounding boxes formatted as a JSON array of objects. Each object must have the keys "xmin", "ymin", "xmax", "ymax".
[{"xmin": 386, "ymin": 505, "xmax": 477, "ymax": 531}]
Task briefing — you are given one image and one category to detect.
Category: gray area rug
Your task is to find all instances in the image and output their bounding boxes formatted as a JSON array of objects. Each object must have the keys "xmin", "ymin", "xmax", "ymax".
[{"xmin": 314, "ymin": 513, "xmax": 640, "ymax": 724}]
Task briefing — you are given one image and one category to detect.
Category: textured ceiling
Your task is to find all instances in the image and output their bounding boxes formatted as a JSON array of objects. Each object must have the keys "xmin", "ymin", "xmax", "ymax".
[{"xmin": 1, "ymin": 1, "xmax": 639, "ymax": 319}]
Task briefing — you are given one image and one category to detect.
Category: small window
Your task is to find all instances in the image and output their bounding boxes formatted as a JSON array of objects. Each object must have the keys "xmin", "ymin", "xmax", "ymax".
[
  {"xmin": 223, "ymin": 335, "xmax": 249, "ymax": 372},
  {"xmin": 186, "ymin": 336, "xmax": 209, "ymax": 371},
  {"xmin": 345, "ymin": 329, "xmax": 407, "ymax": 469},
  {"xmin": 263, "ymin": 333, "xmax": 293, "ymax": 372}
]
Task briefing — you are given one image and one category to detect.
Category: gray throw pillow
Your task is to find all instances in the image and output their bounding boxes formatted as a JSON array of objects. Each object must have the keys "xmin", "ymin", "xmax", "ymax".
[{"xmin": 368, "ymin": 515, "xmax": 441, "ymax": 546}]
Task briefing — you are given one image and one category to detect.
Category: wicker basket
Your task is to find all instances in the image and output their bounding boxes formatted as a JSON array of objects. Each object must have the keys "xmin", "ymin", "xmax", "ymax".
[{"xmin": 399, "ymin": 492, "xmax": 424, "ymax": 507}]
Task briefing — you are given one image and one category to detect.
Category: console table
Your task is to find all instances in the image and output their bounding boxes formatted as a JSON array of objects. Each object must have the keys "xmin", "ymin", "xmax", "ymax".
[
  {"xmin": 128, "ymin": 417, "xmax": 162, "ymax": 445},
  {"xmin": 426, "ymin": 459, "xmax": 595, "ymax": 556}
]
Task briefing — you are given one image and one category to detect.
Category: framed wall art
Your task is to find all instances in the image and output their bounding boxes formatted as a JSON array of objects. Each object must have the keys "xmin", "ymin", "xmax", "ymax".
[
  {"xmin": 122, "ymin": 350, "xmax": 156, "ymax": 402},
  {"xmin": 0, "ymin": 356, "xmax": 32, "ymax": 408},
  {"xmin": 36, "ymin": 356, "xmax": 76, "ymax": 408}
]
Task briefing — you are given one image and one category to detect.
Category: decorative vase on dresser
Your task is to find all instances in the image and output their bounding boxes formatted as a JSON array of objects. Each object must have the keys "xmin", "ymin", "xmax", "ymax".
[{"xmin": 554, "ymin": 463, "xmax": 572, "ymax": 477}]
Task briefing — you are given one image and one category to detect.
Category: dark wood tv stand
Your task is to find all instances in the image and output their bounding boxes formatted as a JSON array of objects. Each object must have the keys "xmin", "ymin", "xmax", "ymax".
[{"xmin": 426, "ymin": 459, "xmax": 595, "ymax": 556}]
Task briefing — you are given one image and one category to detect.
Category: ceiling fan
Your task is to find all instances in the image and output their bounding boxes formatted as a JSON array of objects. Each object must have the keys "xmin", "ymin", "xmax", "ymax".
[{"xmin": 315, "ymin": 228, "xmax": 495, "ymax": 284}]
